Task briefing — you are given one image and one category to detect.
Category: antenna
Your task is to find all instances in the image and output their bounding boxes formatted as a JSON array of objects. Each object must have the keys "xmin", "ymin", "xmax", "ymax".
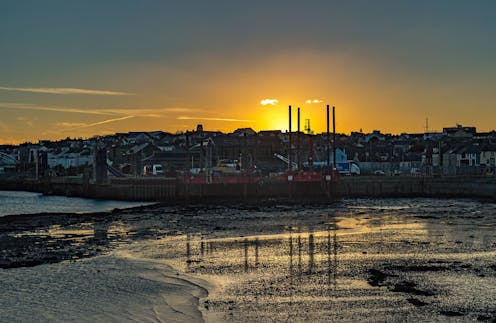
[
  {"xmin": 425, "ymin": 118, "xmax": 429, "ymax": 133},
  {"xmin": 304, "ymin": 119, "xmax": 313, "ymax": 134}
]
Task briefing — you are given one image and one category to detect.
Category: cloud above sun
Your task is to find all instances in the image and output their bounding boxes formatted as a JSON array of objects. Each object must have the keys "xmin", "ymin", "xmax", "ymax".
[
  {"xmin": 305, "ymin": 99, "xmax": 323, "ymax": 104},
  {"xmin": 260, "ymin": 99, "xmax": 279, "ymax": 106}
]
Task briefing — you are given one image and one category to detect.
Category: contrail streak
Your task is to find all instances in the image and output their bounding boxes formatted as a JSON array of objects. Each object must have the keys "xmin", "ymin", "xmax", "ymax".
[{"xmin": 0, "ymin": 86, "xmax": 131, "ymax": 96}]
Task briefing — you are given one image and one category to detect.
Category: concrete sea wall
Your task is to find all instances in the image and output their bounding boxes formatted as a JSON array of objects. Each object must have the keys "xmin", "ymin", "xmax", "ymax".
[
  {"xmin": 337, "ymin": 176, "xmax": 496, "ymax": 199},
  {"xmin": 1, "ymin": 176, "xmax": 495, "ymax": 201}
]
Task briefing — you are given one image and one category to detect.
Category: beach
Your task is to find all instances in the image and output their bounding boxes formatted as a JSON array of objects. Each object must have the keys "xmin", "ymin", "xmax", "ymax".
[{"xmin": 1, "ymin": 198, "xmax": 496, "ymax": 321}]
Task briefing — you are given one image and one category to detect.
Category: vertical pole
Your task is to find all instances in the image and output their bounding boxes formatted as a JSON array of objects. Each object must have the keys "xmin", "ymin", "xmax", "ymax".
[
  {"xmin": 35, "ymin": 149, "xmax": 39, "ymax": 181},
  {"xmin": 93, "ymin": 144, "xmax": 98, "ymax": 181},
  {"xmin": 333, "ymin": 106, "xmax": 336, "ymax": 169},
  {"xmin": 297, "ymin": 107, "xmax": 300, "ymax": 170},
  {"xmin": 244, "ymin": 132, "xmax": 247, "ymax": 169},
  {"xmin": 185, "ymin": 132, "xmax": 190, "ymax": 173},
  {"xmin": 326, "ymin": 105, "xmax": 330, "ymax": 170},
  {"xmin": 200, "ymin": 138, "xmax": 203, "ymax": 169},
  {"xmin": 288, "ymin": 105, "xmax": 292, "ymax": 171}
]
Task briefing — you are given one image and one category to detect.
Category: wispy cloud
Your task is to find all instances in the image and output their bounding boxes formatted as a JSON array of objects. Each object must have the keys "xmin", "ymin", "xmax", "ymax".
[
  {"xmin": 161, "ymin": 107, "xmax": 195, "ymax": 113},
  {"xmin": 15, "ymin": 116, "xmax": 35, "ymax": 127},
  {"xmin": 0, "ymin": 102, "xmax": 117, "ymax": 116},
  {"xmin": 305, "ymin": 99, "xmax": 323, "ymax": 104},
  {"xmin": 0, "ymin": 86, "xmax": 131, "ymax": 96},
  {"xmin": 260, "ymin": 98, "xmax": 279, "ymax": 106},
  {"xmin": 56, "ymin": 122, "xmax": 88, "ymax": 128},
  {"xmin": 0, "ymin": 102, "xmax": 195, "ymax": 118},
  {"xmin": 177, "ymin": 116, "xmax": 254, "ymax": 122},
  {"xmin": 0, "ymin": 120, "xmax": 9, "ymax": 132}
]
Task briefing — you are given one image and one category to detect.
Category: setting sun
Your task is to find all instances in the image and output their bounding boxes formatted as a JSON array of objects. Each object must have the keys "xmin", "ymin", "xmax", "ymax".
[{"xmin": 256, "ymin": 103, "xmax": 328, "ymax": 133}]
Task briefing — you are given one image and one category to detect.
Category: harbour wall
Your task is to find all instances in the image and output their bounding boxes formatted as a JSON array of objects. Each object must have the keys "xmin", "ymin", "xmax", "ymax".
[
  {"xmin": 0, "ymin": 176, "xmax": 495, "ymax": 201},
  {"xmin": 336, "ymin": 176, "xmax": 496, "ymax": 200}
]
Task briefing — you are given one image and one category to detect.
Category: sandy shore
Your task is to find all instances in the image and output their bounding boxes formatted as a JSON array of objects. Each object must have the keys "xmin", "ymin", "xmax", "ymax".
[
  {"xmin": 0, "ymin": 203, "xmax": 214, "ymax": 322},
  {"xmin": 0, "ymin": 253, "xmax": 211, "ymax": 322},
  {"xmin": 2, "ymin": 198, "xmax": 496, "ymax": 321}
]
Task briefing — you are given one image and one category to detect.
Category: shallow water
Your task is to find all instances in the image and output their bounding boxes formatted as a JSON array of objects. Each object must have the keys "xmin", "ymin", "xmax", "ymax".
[
  {"xmin": 0, "ymin": 190, "xmax": 151, "ymax": 216},
  {"xmin": 146, "ymin": 199, "xmax": 496, "ymax": 321},
  {"xmin": 2, "ymin": 198, "xmax": 496, "ymax": 322}
]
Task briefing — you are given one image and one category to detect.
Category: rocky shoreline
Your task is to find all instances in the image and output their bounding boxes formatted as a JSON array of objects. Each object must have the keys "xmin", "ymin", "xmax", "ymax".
[
  {"xmin": 0, "ymin": 204, "xmax": 159, "ymax": 269},
  {"xmin": 0, "ymin": 199, "xmax": 337, "ymax": 270}
]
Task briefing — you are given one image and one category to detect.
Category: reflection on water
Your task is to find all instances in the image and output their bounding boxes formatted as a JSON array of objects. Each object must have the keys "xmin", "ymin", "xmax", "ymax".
[
  {"xmin": 289, "ymin": 234, "xmax": 293, "ymax": 285},
  {"xmin": 255, "ymin": 238, "xmax": 259, "ymax": 267},
  {"xmin": 157, "ymin": 199, "xmax": 496, "ymax": 321},
  {"xmin": 308, "ymin": 232, "xmax": 314, "ymax": 274},
  {"xmin": 182, "ymin": 228, "xmax": 342, "ymax": 290},
  {"xmin": 297, "ymin": 235, "xmax": 302, "ymax": 274},
  {"xmin": 13, "ymin": 220, "xmax": 133, "ymax": 261},
  {"xmin": 93, "ymin": 222, "xmax": 109, "ymax": 245}
]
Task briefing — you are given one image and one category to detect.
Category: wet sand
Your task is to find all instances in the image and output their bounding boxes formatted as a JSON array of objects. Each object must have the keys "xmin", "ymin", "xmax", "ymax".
[
  {"xmin": 1, "ymin": 199, "xmax": 496, "ymax": 321},
  {"xmin": 0, "ymin": 255, "xmax": 209, "ymax": 322}
]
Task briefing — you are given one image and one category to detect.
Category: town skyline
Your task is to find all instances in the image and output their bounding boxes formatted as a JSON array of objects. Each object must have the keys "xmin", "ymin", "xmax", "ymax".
[
  {"xmin": 2, "ymin": 1, "xmax": 496, "ymax": 144},
  {"xmin": 0, "ymin": 119, "xmax": 494, "ymax": 146}
]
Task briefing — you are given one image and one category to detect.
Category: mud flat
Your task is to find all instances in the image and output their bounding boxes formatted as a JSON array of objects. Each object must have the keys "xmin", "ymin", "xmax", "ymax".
[{"xmin": 1, "ymin": 198, "xmax": 496, "ymax": 321}]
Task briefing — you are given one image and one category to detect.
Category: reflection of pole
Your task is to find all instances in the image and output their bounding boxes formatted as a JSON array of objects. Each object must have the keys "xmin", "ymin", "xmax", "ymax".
[
  {"xmin": 297, "ymin": 235, "xmax": 302, "ymax": 275},
  {"xmin": 308, "ymin": 233, "xmax": 315, "ymax": 274},
  {"xmin": 186, "ymin": 234, "xmax": 191, "ymax": 270},
  {"xmin": 333, "ymin": 223, "xmax": 338, "ymax": 289},
  {"xmin": 244, "ymin": 238, "xmax": 249, "ymax": 272},
  {"xmin": 288, "ymin": 234, "xmax": 294, "ymax": 322},
  {"xmin": 289, "ymin": 234, "xmax": 293, "ymax": 285},
  {"xmin": 255, "ymin": 238, "xmax": 259, "ymax": 267},
  {"xmin": 327, "ymin": 225, "xmax": 331, "ymax": 289},
  {"xmin": 94, "ymin": 222, "xmax": 109, "ymax": 246}
]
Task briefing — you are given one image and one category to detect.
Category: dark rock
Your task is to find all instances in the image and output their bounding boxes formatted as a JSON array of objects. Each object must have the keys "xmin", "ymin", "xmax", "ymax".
[
  {"xmin": 367, "ymin": 268, "xmax": 391, "ymax": 287},
  {"xmin": 440, "ymin": 310, "xmax": 464, "ymax": 317},
  {"xmin": 390, "ymin": 281, "xmax": 434, "ymax": 296},
  {"xmin": 406, "ymin": 298, "xmax": 428, "ymax": 307},
  {"xmin": 385, "ymin": 265, "xmax": 448, "ymax": 272}
]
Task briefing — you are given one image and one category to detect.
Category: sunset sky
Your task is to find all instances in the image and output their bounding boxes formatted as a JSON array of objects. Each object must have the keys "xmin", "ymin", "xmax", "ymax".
[{"xmin": 1, "ymin": 1, "xmax": 495, "ymax": 144}]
